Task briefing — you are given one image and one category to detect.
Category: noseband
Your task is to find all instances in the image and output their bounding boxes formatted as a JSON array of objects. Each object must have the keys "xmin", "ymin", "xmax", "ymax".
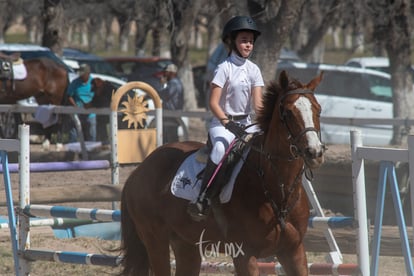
[{"xmin": 279, "ymin": 88, "xmax": 323, "ymax": 158}]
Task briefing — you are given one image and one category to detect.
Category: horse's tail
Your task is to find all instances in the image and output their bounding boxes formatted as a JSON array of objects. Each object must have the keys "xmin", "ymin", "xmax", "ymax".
[{"xmin": 120, "ymin": 191, "xmax": 150, "ymax": 275}]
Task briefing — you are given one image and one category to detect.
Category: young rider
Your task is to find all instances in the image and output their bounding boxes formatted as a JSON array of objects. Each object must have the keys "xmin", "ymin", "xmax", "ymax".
[{"xmin": 188, "ymin": 16, "xmax": 264, "ymax": 220}]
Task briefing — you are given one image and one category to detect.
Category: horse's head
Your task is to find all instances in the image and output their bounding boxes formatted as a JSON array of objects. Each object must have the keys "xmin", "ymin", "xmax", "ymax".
[
  {"xmin": 278, "ymin": 70, "xmax": 325, "ymax": 168},
  {"xmin": 258, "ymin": 70, "xmax": 325, "ymax": 169},
  {"xmin": 90, "ymin": 78, "xmax": 115, "ymax": 108},
  {"xmin": 91, "ymin": 78, "xmax": 106, "ymax": 96}
]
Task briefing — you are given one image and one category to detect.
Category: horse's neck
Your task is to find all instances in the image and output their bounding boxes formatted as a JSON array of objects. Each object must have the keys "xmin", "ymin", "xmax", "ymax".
[
  {"xmin": 263, "ymin": 125, "xmax": 291, "ymax": 159},
  {"xmin": 260, "ymin": 127, "xmax": 304, "ymax": 185}
]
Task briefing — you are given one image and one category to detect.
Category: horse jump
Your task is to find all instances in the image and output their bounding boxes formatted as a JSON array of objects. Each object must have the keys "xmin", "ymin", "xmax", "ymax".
[{"xmin": 2, "ymin": 124, "xmax": 362, "ymax": 275}]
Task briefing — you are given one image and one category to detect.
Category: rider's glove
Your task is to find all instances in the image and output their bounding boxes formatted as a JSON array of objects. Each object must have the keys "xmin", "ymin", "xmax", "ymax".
[{"xmin": 225, "ymin": 120, "xmax": 246, "ymax": 138}]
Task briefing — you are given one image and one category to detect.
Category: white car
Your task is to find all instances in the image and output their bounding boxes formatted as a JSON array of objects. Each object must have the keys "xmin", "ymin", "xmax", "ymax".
[
  {"xmin": 277, "ymin": 61, "xmax": 393, "ymax": 145},
  {"xmin": 345, "ymin": 57, "xmax": 390, "ymax": 74}
]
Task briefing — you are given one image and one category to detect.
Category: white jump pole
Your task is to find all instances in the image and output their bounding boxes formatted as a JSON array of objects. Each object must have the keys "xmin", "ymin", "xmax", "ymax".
[
  {"xmin": 408, "ymin": 135, "xmax": 414, "ymax": 253},
  {"xmin": 18, "ymin": 124, "xmax": 31, "ymax": 275},
  {"xmin": 350, "ymin": 130, "xmax": 370, "ymax": 276},
  {"xmin": 155, "ymin": 107, "xmax": 163, "ymax": 146},
  {"xmin": 110, "ymin": 110, "xmax": 119, "ymax": 210}
]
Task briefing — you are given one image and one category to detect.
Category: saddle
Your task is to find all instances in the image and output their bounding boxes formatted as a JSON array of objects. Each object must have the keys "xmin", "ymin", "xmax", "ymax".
[
  {"xmin": 195, "ymin": 132, "xmax": 256, "ymax": 186},
  {"xmin": 0, "ymin": 52, "xmax": 24, "ymax": 91},
  {"xmin": 0, "ymin": 52, "xmax": 21, "ymax": 63}
]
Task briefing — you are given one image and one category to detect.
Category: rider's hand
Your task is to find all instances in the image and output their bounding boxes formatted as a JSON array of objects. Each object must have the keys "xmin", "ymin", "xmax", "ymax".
[{"xmin": 225, "ymin": 120, "xmax": 246, "ymax": 138}]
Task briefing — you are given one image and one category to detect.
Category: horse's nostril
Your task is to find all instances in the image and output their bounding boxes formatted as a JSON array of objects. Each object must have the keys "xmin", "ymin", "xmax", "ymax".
[
  {"xmin": 305, "ymin": 148, "xmax": 315, "ymax": 159},
  {"xmin": 306, "ymin": 147, "xmax": 324, "ymax": 159}
]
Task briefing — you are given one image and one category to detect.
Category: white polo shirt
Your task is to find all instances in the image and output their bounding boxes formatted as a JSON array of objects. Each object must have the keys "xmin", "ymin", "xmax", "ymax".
[{"xmin": 212, "ymin": 52, "xmax": 264, "ymax": 116}]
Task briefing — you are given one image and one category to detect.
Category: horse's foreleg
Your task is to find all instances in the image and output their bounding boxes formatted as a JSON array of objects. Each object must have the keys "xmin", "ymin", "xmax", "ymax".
[
  {"xmin": 170, "ymin": 236, "xmax": 201, "ymax": 276},
  {"xmin": 232, "ymin": 253, "xmax": 261, "ymax": 276},
  {"xmin": 276, "ymin": 223, "xmax": 309, "ymax": 276},
  {"xmin": 276, "ymin": 242, "xmax": 308, "ymax": 275}
]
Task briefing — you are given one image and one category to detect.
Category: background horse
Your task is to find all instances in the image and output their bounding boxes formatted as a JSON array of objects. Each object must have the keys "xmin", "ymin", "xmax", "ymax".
[
  {"xmin": 0, "ymin": 57, "xmax": 68, "ymax": 105},
  {"xmin": 120, "ymin": 70, "xmax": 325, "ymax": 276},
  {"xmin": 0, "ymin": 57, "xmax": 69, "ymax": 145},
  {"xmin": 89, "ymin": 77, "xmax": 116, "ymax": 143}
]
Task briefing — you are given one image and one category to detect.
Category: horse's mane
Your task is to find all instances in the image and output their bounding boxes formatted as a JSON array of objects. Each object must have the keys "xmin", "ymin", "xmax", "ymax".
[
  {"xmin": 256, "ymin": 81, "xmax": 279, "ymax": 133},
  {"xmin": 256, "ymin": 77, "xmax": 304, "ymax": 133}
]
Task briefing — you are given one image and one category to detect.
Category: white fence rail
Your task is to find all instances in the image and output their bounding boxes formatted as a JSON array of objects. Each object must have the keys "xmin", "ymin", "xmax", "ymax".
[{"xmin": 0, "ymin": 104, "xmax": 414, "ymax": 127}]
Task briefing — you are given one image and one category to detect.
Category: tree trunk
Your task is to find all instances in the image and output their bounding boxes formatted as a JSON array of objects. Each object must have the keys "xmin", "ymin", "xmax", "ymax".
[
  {"xmin": 298, "ymin": 0, "xmax": 342, "ymax": 62},
  {"xmin": 169, "ymin": 0, "xmax": 202, "ymax": 110},
  {"xmin": 351, "ymin": 0, "xmax": 364, "ymax": 53},
  {"xmin": 117, "ymin": 16, "xmax": 131, "ymax": 53},
  {"xmin": 104, "ymin": 17, "xmax": 115, "ymax": 51},
  {"xmin": 255, "ymin": 0, "xmax": 306, "ymax": 83},
  {"xmin": 368, "ymin": 0, "xmax": 413, "ymax": 145},
  {"xmin": 0, "ymin": 0, "xmax": 17, "ymax": 44},
  {"xmin": 42, "ymin": 0, "xmax": 64, "ymax": 56},
  {"xmin": 134, "ymin": 22, "xmax": 150, "ymax": 56}
]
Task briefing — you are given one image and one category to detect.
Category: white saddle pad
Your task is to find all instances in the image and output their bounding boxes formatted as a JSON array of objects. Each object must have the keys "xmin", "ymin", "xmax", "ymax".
[
  {"xmin": 171, "ymin": 149, "xmax": 248, "ymax": 204},
  {"xmin": 12, "ymin": 63, "xmax": 27, "ymax": 80}
]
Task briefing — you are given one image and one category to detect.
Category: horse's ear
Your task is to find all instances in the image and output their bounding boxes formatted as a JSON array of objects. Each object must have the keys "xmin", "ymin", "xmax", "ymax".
[
  {"xmin": 279, "ymin": 70, "xmax": 289, "ymax": 89},
  {"xmin": 306, "ymin": 71, "xmax": 324, "ymax": 91}
]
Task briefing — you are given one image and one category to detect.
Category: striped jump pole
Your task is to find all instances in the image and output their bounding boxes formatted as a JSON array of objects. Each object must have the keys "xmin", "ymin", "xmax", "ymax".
[
  {"xmin": 175, "ymin": 261, "xmax": 361, "ymax": 275},
  {"xmin": 21, "ymin": 252, "xmax": 360, "ymax": 275},
  {"xmin": 23, "ymin": 205, "xmax": 121, "ymax": 222},
  {"xmin": 24, "ymin": 249, "xmax": 122, "ymax": 267},
  {"xmin": 23, "ymin": 205, "xmax": 353, "ymax": 231},
  {"xmin": 0, "ymin": 218, "xmax": 93, "ymax": 229},
  {"xmin": 308, "ymin": 216, "xmax": 354, "ymax": 229},
  {"xmin": 0, "ymin": 160, "xmax": 110, "ymax": 173}
]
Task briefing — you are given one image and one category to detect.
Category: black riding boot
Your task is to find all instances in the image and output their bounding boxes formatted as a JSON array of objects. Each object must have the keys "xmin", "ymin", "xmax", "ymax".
[{"xmin": 187, "ymin": 158, "xmax": 218, "ymax": 221}]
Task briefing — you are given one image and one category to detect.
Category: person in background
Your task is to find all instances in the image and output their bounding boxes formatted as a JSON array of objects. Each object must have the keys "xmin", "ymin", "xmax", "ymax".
[
  {"xmin": 204, "ymin": 42, "xmax": 228, "ymax": 109},
  {"xmin": 187, "ymin": 16, "xmax": 264, "ymax": 220},
  {"xmin": 67, "ymin": 63, "xmax": 96, "ymax": 142},
  {"xmin": 159, "ymin": 63, "xmax": 184, "ymax": 143}
]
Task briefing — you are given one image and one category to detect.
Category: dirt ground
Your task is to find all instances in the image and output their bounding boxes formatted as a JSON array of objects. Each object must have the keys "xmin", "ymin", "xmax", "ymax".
[{"xmin": 0, "ymin": 118, "xmax": 410, "ymax": 275}]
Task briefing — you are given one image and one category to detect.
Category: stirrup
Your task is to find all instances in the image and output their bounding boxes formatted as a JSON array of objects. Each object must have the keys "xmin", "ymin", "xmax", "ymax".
[{"xmin": 187, "ymin": 198, "xmax": 210, "ymax": 222}]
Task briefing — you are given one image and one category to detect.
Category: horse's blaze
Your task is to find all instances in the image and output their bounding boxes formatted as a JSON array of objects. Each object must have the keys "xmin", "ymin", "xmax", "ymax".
[{"xmin": 295, "ymin": 96, "xmax": 324, "ymax": 168}]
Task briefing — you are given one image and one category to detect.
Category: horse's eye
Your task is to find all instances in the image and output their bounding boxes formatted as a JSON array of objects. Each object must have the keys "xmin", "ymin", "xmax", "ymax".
[{"xmin": 285, "ymin": 109, "xmax": 293, "ymax": 118}]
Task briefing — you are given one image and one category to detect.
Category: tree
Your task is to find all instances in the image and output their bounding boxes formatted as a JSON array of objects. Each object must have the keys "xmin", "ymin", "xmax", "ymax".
[
  {"xmin": 253, "ymin": 0, "xmax": 308, "ymax": 83},
  {"xmin": 297, "ymin": 0, "xmax": 343, "ymax": 62},
  {"xmin": 0, "ymin": 0, "xmax": 19, "ymax": 43},
  {"xmin": 167, "ymin": 0, "xmax": 203, "ymax": 110},
  {"xmin": 131, "ymin": 0, "xmax": 163, "ymax": 56},
  {"xmin": 109, "ymin": 0, "xmax": 136, "ymax": 53},
  {"xmin": 366, "ymin": 0, "xmax": 413, "ymax": 145},
  {"xmin": 42, "ymin": 0, "xmax": 64, "ymax": 56}
]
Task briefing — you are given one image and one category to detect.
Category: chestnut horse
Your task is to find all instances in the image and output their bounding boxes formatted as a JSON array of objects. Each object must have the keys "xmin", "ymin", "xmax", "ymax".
[
  {"xmin": 120, "ymin": 70, "xmax": 325, "ymax": 275},
  {"xmin": 0, "ymin": 57, "xmax": 69, "ymax": 105},
  {"xmin": 0, "ymin": 57, "xmax": 69, "ymax": 141}
]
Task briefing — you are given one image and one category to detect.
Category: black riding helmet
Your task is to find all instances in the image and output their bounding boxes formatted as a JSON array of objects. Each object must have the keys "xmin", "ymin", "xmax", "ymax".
[{"xmin": 221, "ymin": 16, "xmax": 261, "ymax": 43}]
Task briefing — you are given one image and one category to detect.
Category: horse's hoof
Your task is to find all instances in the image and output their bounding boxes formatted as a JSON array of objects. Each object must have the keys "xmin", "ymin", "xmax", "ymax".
[
  {"xmin": 56, "ymin": 143, "xmax": 63, "ymax": 152},
  {"xmin": 187, "ymin": 203, "xmax": 209, "ymax": 222},
  {"xmin": 42, "ymin": 139, "xmax": 50, "ymax": 151}
]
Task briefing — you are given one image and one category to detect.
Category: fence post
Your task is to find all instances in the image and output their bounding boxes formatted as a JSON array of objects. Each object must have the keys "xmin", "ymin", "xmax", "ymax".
[{"xmin": 350, "ymin": 130, "xmax": 370, "ymax": 276}]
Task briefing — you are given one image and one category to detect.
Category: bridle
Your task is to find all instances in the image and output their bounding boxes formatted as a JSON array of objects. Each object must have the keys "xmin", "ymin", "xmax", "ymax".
[
  {"xmin": 242, "ymin": 87, "xmax": 324, "ymax": 161},
  {"xmin": 279, "ymin": 88, "xmax": 325, "ymax": 159}
]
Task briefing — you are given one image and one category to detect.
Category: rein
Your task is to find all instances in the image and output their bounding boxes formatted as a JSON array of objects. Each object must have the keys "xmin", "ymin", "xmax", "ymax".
[{"xmin": 237, "ymin": 88, "xmax": 322, "ymax": 230}]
